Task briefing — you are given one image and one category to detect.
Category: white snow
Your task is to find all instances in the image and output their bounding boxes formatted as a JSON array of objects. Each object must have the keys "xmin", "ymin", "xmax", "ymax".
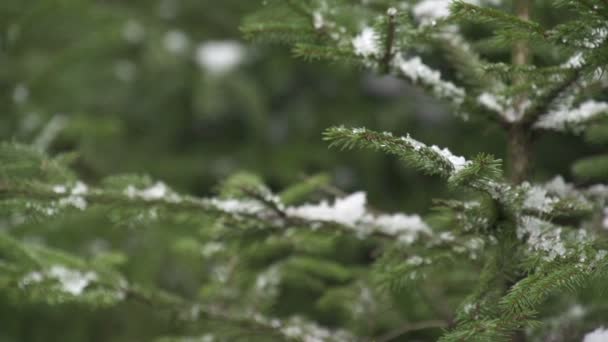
[
  {"xmin": 371, "ymin": 213, "xmax": 431, "ymax": 243},
  {"xmin": 136, "ymin": 182, "xmax": 167, "ymax": 199},
  {"xmin": 518, "ymin": 216, "xmax": 567, "ymax": 261},
  {"xmin": 544, "ymin": 176, "xmax": 575, "ymax": 197},
  {"xmin": 397, "ymin": 56, "xmax": 435, "ymax": 82},
  {"xmin": 477, "ymin": 92, "xmax": 529, "ymax": 122},
  {"xmin": 402, "ymin": 134, "xmax": 426, "ymax": 151},
  {"xmin": 439, "ymin": 231, "xmax": 456, "ymax": 242},
  {"xmin": 478, "ymin": 92, "xmax": 504, "ymax": 113},
  {"xmin": 125, "ymin": 182, "xmax": 181, "ymax": 202},
  {"xmin": 200, "ymin": 335, "xmax": 214, "ymax": 342},
  {"xmin": 582, "ymin": 27, "xmax": 608, "ymax": 49},
  {"xmin": 398, "ymin": 129, "xmax": 471, "ymax": 172},
  {"xmin": 313, "ymin": 11, "xmax": 325, "ymax": 30},
  {"xmin": 287, "ymin": 192, "xmax": 431, "ymax": 243},
  {"xmin": 430, "ymin": 145, "xmax": 470, "ymax": 172},
  {"xmin": 205, "ymin": 186, "xmax": 431, "ymax": 244},
  {"xmin": 563, "ymin": 52, "xmax": 585, "ymax": 68},
  {"xmin": 535, "ymin": 100, "xmax": 608, "ymax": 131},
  {"xmin": 211, "ymin": 198, "xmax": 265, "ymax": 215},
  {"xmin": 287, "ymin": 192, "xmax": 366, "ymax": 227},
  {"xmin": 59, "ymin": 196, "xmax": 87, "ymax": 210},
  {"xmin": 201, "ymin": 242, "xmax": 225, "ymax": 257},
  {"xmin": 523, "ymin": 186, "xmax": 553, "ymax": 212},
  {"xmin": 413, "ymin": 0, "xmax": 451, "ymax": 25},
  {"xmin": 407, "ymin": 255, "xmax": 425, "ymax": 266},
  {"xmin": 255, "ymin": 266, "xmax": 281, "ymax": 299},
  {"xmin": 352, "ymin": 27, "xmax": 380, "ymax": 58},
  {"xmin": 566, "ymin": 304, "xmax": 585, "ymax": 319},
  {"xmin": 583, "ymin": 327, "xmax": 608, "ymax": 342},
  {"xmin": 394, "ymin": 55, "xmax": 465, "ymax": 103},
  {"xmin": 19, "ymin": 271, "xmax": 44, "ymax": 287},
  {"xmin": 57, "ymin": 181, "xmax": 89, "ymax": 210},
  {"xmin": 196, "ymin": 41, "xmax": 245, "ymax": 74},
  {"xmin": 49, "ymin": 265, "xmax": 97, "ymax": 295},
  {"xmin": 20, "ymin": 265, "xmax": 97, "ymax": 296},
  {"xmin": 412, "ymin": 0, "xmax": 501, "ymax": 25},
  {"xmin": 52, "ymin": 185, "xmax": 67, "ymax": 194},
  {"xmin": 72, "ymin": 181, "xmax": 88, "ymax": 195},
  {"xmin": 587, "ymin": 184, "xmax": 608, "ymax": 199},
  {"xmin": 279, "ymin": 317, "xmax": 353, "ymax": 342}
]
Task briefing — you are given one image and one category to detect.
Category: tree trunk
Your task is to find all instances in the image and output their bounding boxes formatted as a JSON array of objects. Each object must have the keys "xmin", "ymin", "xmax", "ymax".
[
  {"xmin": 509, "ymin": 2, "xmax": 531, "ymax": 342},
  {"xmin": 508, "ymin": 124, "xmax": 532, "ymax": 184}
]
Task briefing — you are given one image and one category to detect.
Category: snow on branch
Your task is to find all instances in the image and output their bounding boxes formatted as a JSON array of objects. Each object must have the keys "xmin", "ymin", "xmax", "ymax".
[
  {"xmin": 20, "ymin": 265, "xmax": 98, "ymax": 296},
  {"xmin": 534, "ymin": 100, "xmax": 608, "ymax": 132},
  {"xmin": 2, "ymin": 178, "xmax": 433, "ymax": 246},
  {"xmin": 393, "ymin": 54, "xmax": 465, "ymax": 105},
  {"xmin": 518, "ymin": 179, "xmax": 594, "ymax": 220},
  {"xmin": 286, "ymin": 192, "xmax": 431, "ymax": 244},
  {"xmin": 478, "ymin": 92, "xmax": 529, "ymax": 123},
  {"xmin": 352, "ymin": 27, "xmax": 381, "ymax": 60},
  {"xmin": 124, "ymin": 181, "xmax": 183, "ymax": 203},
  {"xmin": 324, "ymin": 126, "xmax": 471, "ymax": 177},
  {"xmin": 413, "ymin": 0, "xmax": 503, "ymax": 26},
  {"xmin": 516, "ymin": 216, "xmax": 568, "ymax": 261}
]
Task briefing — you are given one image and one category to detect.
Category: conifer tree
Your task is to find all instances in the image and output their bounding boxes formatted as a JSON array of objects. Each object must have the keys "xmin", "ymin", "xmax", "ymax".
[{"xmin": 2, "ymin": 0, "xmax": 608, "ymax": 341}]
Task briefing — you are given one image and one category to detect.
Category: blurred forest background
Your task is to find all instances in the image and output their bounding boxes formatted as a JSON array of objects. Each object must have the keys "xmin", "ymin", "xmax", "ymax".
[{"xmin": 0, "ymin": 0, "xmax": 606, "ymax": 341}]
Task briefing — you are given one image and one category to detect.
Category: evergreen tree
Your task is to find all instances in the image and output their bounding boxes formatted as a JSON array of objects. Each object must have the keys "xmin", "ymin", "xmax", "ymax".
[{"xmin": 2, "ymin": 0, "xmax": 608, "ymax": 341}]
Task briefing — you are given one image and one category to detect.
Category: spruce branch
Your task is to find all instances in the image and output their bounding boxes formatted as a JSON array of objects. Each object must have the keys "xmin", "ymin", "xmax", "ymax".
[
  {"xmin": 521, "ymin": 68, "xmax": 582, "ymax": 127},
  {"xmin": 324, "ymin": 126, "xmax": 505, "ymax": 196},
  {"xmin": 380, "ymin": 7, "xmax": 397, "ymax": 74},
  {"xmin": 449, "ymin": 1, "xmax": 544, "ymax": 38},
  {"xmin": 1, "ymin": 232, "xmax": 350, "ymax": 341},
  {"xmin": 324, "ymin": 127, "xmax": 461, "ymax": 178}
]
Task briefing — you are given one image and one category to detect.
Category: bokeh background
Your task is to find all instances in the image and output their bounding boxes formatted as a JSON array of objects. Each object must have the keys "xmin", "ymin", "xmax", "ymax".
[{"xmin": 1, "ymin": 1, "xmax": 606, "ymax": 341}]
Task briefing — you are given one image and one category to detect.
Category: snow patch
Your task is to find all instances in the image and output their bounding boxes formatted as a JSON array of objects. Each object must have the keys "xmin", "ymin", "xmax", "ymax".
[
  {"xmin": 563, "ymin": 52, "xmax": 585, "ymax": 68},
  {"xmin": 196, "ymin": 41, "xmax": 245, "ymax": 74},
  {"xmin": 518, "ymin": 216, "xmax": 567, "ymax": 261},
  {"xmin": 430, "ymin": 145, "xmax": 470, "ymax": 172},
  {"xmin": 412, "ymin": 0, "xmax": 501, "ymax": 25},
  {"xmin": 477, "ymin": 92, "xmax": 529, "ymax": 122},
  {"xmin": 57, "ymin": 181, "xmax": 89, "ymax": 210},
  {"xmin": 584, "ymin": 327, "xmax": 608, "ymax": 342},
  {"xmin": 211, "ymin": 198, "xmax": 265, "ymax": 214},
  {"xmin": 535, "ymin": 100, "xmax": 608, "ymax": 131},
  {"xmin": 523, "ymin": 186, "xmax": 555, "ymax": 213},
  {"xmin": 394, "ymin": 55, "xmax": 465, "ymax": 103},
  {"xmin": 287, "ymin": 192, "xmax": 431, "ymax": 243},
  {"xmin": 352, "ymin": 27, "xmax": 380, "ymax": 58},
  {"xmin": 125, "ymin": 182, "xmax": 181, "ymax": 203},
  {"xmin": 287, "ymin": 192, "xmax": 366, "ymax": 227},
  {"xmin": 20, "ymin": 265, "xmax": 98, "ymax": 296},
  {"xmin": 313, "ymin": 11, "xmax": 325, "ymax": 29}
]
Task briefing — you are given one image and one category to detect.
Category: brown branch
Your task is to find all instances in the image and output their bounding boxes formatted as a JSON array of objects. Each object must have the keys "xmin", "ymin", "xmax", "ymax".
[
  {"xmin": 381, "ymin": 8, "xmax": 397, "ymax": 74},
  {"xmin": 507, "ymin": 0, "xmax": 532, "ymax": 185}
]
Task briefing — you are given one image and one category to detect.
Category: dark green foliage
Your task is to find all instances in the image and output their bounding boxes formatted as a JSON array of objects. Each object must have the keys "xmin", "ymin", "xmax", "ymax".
[{"xmin": 2, "ymin": 0, "xmax": 608, "ymax": 341}]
